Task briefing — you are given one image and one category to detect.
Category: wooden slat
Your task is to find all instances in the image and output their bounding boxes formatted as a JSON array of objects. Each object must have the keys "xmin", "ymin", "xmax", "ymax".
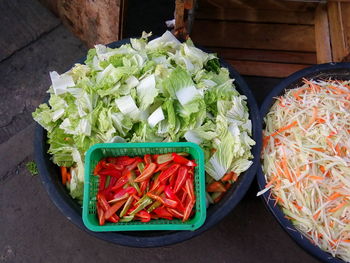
[
  {"xmin": 314, "ymin": 3, "xmax": 332, "ymax": 63},
  {"xmin": 207, "ymin": 47, "xmax": 317, "ymax": 64},
  {"xmin": 191, "ymin": 21, "xmax": 316, "ymax": 52},
  {"xmin": 339, "ymin": 2, "xmax": 350, "ymax": 61},
  {"xmin": 0, "ymin": 0, "xmax": 60, "ymax": 61},
  {"xmin": 196, "ymin": 8, "xmax": 315, "ymax": 25},
  {"xmin": 57, "ymin": 0, "xmax": 123, "ymax": 47},
  {"xmin": 228, "ymin": 60, "xmax": 309, "ymax": 77},
  {"xmin": 327, "ymin": 1, "xmax": 347, "ymax": 61},
  {"xmin": 199, "ymin": 0, "xmax": 319, "ymax": 11}
]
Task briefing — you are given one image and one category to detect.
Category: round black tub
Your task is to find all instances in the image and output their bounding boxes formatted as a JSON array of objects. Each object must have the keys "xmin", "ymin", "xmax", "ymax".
[
  {"xmin": 35, "ymin": 38, "xmax": 262, "ymax": 247},
  {"xmin": 258, "ymin": 62, "xmax": 350, "ymax": 263}
]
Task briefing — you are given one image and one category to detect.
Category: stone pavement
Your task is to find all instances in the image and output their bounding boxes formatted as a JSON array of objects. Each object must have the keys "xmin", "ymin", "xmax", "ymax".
[{"xmin": 0, "ymin": 1, "xmax": 318, "ymax": 262}]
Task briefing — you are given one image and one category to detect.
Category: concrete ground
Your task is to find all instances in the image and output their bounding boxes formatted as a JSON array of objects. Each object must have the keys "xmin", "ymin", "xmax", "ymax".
[{"xmin": 0, "ymin": 1, "xmax": 318, "ymax": 262}]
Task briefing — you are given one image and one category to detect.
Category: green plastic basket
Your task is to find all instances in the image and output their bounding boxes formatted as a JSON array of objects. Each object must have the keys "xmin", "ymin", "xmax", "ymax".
[{"xmin": 82, "ymin": 142, "xmax": 206, "ymax": 232}]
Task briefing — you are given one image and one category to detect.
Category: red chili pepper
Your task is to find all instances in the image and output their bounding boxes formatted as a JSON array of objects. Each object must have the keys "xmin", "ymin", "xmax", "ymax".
[
  {"xmin": 93, "ymin": 160, "xmax": 106, "ymax": 175},
  {"xmin": 105, "ymin": 176, "xmax": 118, "ymax": 193},
  {"xmin": 106, "ymin": 214, "xmax": 119, "ymax": 223},
  {"xmin": 152, "ymin": 154, "xmax": 159, "ymax": 162},
  {"xmin": 125, "ymin": 157, "xmax": 143, "ymax": 171},
  {"xmin": 144, "ymin": 154, "xmax": 152, "ymax": 165},
  {"xmin": 162, "ymin": 198, "xmax": 178, "ymax": 208},
  {"xmin": 97, "ymin": 192, "xmax": 110, "ymax": 211},
  {"xmin": 146, "ymin": 193, "xmax": 178, "ymax": 208},
  {"xmin": 111, "ymin": 187, "xmax": 136, "ymax": 202},
  {"xmin": 102, "ymin": 162, "xmax": 124, "ymax": 170},
  {"xmin": 135, "ymin": 210, "xmax": 151, "ymax": 222},
  {"xmin": 134, "ymin": 163, "xmax": 157, "ymax": 182},
  {"xmin": 158, "ymin": 164, "xmax": 180, "ymax": 183},
  {"xmin": 97, "ymin": 204, "xmax": 105, "ymax": 226},
  {"xmin": 180, "ymin": 187, "xmax": 187, "ymax": 204},
  {"xmin": 108, "ymin": 193, "xmax": 128, "ymax": 204},
  {"xmin": 167, "ymin": 208, "xmax": 183, "ymax": 219},
  {"xmin": 152, "ymin": 207, "xmax": 173, "ymax": 220},
  {"xmin": 140, "ymin": 179, "xmax": 150, "ymax": 195},
  {"xmin": 111, "ymin": 173, "xmax": 129, "ymax": 190},
  {"xmin": 173, "ymin": 166, "xmax": 188, "ymax": 193},
  {"xmin": 98, "ymin": 175, "xmax": 107, "ymax": 192},
  {"xmin": 104, "ymin": 199, "xmax": 126, "ymax": 220},
  {"xmin": 156, "ymin": 153, "xmax": 173, "ymax": 164},
  {"xmin": 183, "ymin": 199, "xmax": 195, "ymax": 222},
  {"xmin": 207, "ymin": 181, "xmax": 226, "ymax": 192},
  {"xmin": 94, "ymin": 152, "xmax": 197, "ymax": 224},
  {"xmin": 185, "ymin": 178, "xmax": 195, "ymax": 203},
  {"xmin": 172, "ymin": 153, "xmax": 197, "ymax": 167},
  {"xmin": 164, "ymin": 185, "xmax": 185, "ymax": 212},
  {"xmin": 154, "ymin": 161, "xmax": 172, "ymax": 173},
  {"xmin": 108, "ymin": 156, "xmax": 137, "ymax": 166},
  {"xmin": 98, "ymin": 169, "xmax": 122, "ymax": 177},
  {"xmin": 169, "ymin": 172, "xmax": 176, "ymax": 188}
]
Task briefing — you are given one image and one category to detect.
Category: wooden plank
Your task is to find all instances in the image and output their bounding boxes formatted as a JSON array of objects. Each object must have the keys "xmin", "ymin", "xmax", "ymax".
[
  {"xmin": 196, "ymin": 8, "xmax": 315, "ymax": 25},
  {"xmin": 327, "ymin": 1, "xmax": 347, "ymax": 61},
  {"xmin": 0, "ymin": 0, "xmax": 60, "ymax": 61},
  {"xmin": 199, "ymin": 0, "xmax": 319, "ymax": 11},
  {"xmin": 175, "ymin": 0, "xmax": 186, "ymax": 38},
  {"xmin": 314, "ymin": 3, "xmax": 332, "ymax": 63},
  {"xmin": 228, "ymin": 60, "xmax": 309, "ymax": 77},
  {"xmin": 56, "ymin": 0, "xmax": 123, "ymax": 47},
  {"xmin": 191, "ymin": 21, "xmax": 316, "ymax": 52},
  {"xmin": 206, "ymin": 47, "xmax": 317, "ymax": 64},
  {"xmin": 340, "ymin": 2, "xmax": 350, "ymax": 61}
]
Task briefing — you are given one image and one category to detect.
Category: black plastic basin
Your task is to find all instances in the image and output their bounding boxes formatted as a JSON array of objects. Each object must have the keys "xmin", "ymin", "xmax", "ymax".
[
  {"xmin": 35, "ymin": 38, "xmax": 262, "ymax": 247},
  {"xmin": 258, "ymin": 62, "xmax": 350, "ymax": 263}
]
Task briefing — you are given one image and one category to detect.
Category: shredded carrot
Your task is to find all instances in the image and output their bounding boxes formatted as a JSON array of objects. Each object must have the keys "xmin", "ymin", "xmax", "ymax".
[
  {"xmin": 313, "ymin": 210, "xmax": 321, "ymax": 220},
  {"xmin": 311, "ymin": 147, "xmax": 325, "ymax": 152},
  {"xmin": 60, "ymin": 167, "xmax": 67, "ymax": 185},
  {"xmin": 316, "ymin": 118, "xmax": 326, "ymax": 124},
  {"xmin": 307, "ymin": 175, "xmax": 324, "ymax": 181},
  {"xmin": 327, "ymin": 192, "xmax": 341, "ymax": 201},
  {"xmin": 293, "ymin": 201, "xmax": 303, "ymax": 211},
  {"xmin": 66, "ymin": 171, "xmax": 71, "ymax": 182},
  {"xmin": 281, "ymin": 153, "xmax": 293, "ymax": 183},
  {"xmin": 328, "ymin": 85, "xmax": 350, "ymax": 95},
  {"xmin": 271, "ymin": 121, "xmax": 298, "ymax": 137},
  {"xmin": 328, "ymin": 201, "xmax": 347, "ymax": 213},
  {"xmin": 263, "ymin": 135, "xmax": 270, "ymax": 149},
  {"xmin": 305, "ymin": 107, "xmax": 318, "ymax": 130},
  {"xmin": 319, "ymin": 165, "xmax": 326, "ymax": 174},
  {"xmin": 327, "ymin": 131, "xmax": 337, "ymax": 138},
  {"xmin": 303, "ymin": 78, "xmax": 321, "ymax": 92},
  {"xmin": 293, "ymin": 88, "xmax": 305, "ymax": 100},
  {"xmin": 325, "ymin": 137, "xmax": 334, "ymax": 150},
  {"xmin": 274, "ymin": 196, "xmax": 283, "ymax": 206},
  {"xmin": 265, "ymin": 175, "xmax": 278, "ymax": 188}
]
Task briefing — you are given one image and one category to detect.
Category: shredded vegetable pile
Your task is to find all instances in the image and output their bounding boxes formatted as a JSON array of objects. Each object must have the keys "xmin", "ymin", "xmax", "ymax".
[
  {"xmin": 33, "ymin": 31, "xmax": 255, "ymax": 203},
  {"xmin": 259, "ymin": 78, "xmax": 350, "ymax": 262}
]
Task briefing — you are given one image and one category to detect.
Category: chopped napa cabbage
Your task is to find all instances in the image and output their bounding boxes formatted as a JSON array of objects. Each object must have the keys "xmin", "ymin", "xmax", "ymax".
[{"xmin": 32, "ymin": 31, "xmax": 254, "ymax": 202}]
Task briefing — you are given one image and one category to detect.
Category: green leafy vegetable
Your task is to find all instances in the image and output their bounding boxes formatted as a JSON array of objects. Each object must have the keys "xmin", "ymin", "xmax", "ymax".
[{"xmin": 26, "ymin": 161, "xmax": 38, "ymax": 176}]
